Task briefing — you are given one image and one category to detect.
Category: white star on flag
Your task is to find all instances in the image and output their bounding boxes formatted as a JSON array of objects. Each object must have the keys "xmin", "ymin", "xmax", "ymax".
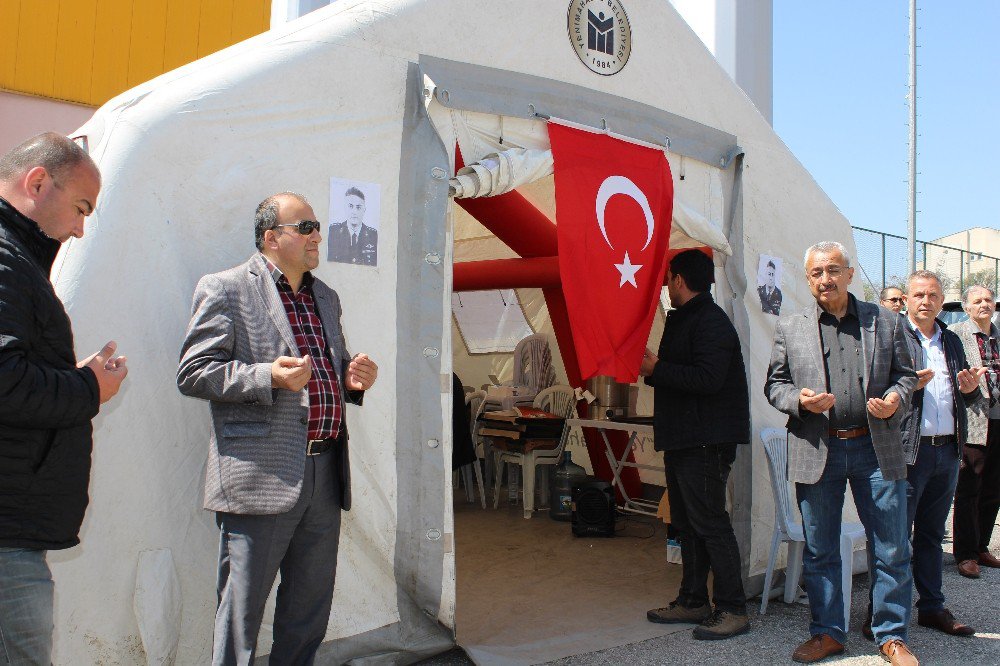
[{"xmin": 614, "ymin": 251, "xmax": 642, "ymax": 288}]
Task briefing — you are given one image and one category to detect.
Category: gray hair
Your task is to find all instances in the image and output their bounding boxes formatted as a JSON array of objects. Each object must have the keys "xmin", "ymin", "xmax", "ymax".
[
  {"xmin": 803, "ymin": 241, "xmax": 852, "ymax": 269},
  {"xmin": 254, "ymin": 191, "xmax": 309, "ymax": 250},
  {"xmin": 906, "ymin": 270, "xmax": 942, "ymax": 290},
  {"xmin": 962, "ymin": 284, "xmax": 995, "ymax": 304},
  {"xmin": 0, "ymin": 132, "xmax": 96, "ymax": 184}
]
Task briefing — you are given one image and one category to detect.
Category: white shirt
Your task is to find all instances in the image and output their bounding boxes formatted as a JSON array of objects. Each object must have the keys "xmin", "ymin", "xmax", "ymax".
[{"xmin": 912, "ymin": 322, "xmax": 955, "ymax": 436}]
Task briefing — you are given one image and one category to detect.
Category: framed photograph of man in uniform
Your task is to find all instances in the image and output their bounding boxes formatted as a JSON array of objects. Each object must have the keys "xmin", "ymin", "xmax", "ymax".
[
  {"xmin": 327, "ymin": 177, "xmax": 380, "ymax": 266},
  {"xmin": 757, "ymin": 254, "xmax": 783, "ymax": 316}
]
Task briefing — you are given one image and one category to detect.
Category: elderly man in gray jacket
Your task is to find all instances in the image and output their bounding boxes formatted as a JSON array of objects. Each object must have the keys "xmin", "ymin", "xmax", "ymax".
[
  {"xmin": 950, "ymin": 285, "xmax": 1000, "ymax": 578},
  {"xmin": 178, "ymin": 192, "xmax": 378, "ymax": 666},
  {"xmin": 765, "ymin": 241, "xmax": 917, "ymax": 665}
]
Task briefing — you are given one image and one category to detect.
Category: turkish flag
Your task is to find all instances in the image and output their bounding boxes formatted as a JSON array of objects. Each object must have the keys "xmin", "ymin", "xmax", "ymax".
[{"xmin": 550, "ymin": 122, "xmax": 674, "ymax": 382}]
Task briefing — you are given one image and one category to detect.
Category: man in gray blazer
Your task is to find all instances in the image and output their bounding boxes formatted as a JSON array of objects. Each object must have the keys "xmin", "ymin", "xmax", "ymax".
[
  {"xmin": 178, "ymin": 192, "xmax": 378, "ymax": 665},
  {"xmin": 765, "ymin": 241, "xmax": 917, "ymax": 665}
]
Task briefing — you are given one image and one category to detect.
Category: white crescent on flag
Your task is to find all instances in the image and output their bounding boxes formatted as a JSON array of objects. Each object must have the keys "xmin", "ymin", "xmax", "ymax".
[{"xmin": 595, "ymin": 175, "xmax": 656, "ymax": 251}]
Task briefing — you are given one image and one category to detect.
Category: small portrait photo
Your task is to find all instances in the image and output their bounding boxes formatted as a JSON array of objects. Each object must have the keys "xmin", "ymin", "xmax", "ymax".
[
  {"xmin": 757, "ymin": 255, "xmax": 783, "ymax": 316},
  {"xmin": 327, "ymin": 178, "xmax": 380, "ymax": 266}
]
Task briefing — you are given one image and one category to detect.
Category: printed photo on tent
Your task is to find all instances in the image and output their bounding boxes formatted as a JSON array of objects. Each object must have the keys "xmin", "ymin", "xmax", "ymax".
[
  {"xmin": 757, "ymin": 254, "xmax": 783, "ymax": 315},
  {"xmin": 327, "ymin": 177, "xmax": 380, "ymax": 266}
]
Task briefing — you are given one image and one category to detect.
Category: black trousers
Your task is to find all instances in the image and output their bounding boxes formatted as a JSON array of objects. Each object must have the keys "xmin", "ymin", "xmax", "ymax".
[
  {"xmin": 953, "ymin": 419, "xmax": 1000, "ymax": 562},
  {"xmin": 663, "ymin": 444, "xmax": 747, "ymax": 613}
]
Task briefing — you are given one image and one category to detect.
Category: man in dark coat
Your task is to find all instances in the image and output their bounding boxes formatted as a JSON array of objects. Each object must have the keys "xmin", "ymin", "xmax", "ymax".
[
  {"xmin": 640, "ymin": 249, "xmax": 751, "ymax": 640},
  {"xmin": 0, "ymin": 132, "xmax": 128, "ymax": 663},
  {"xmin": 327, "ymin": 186, "xmax": 377, "ymax": 265},
  {"xmin": 758, "ymin": 259, "xmax": 783, "ymax": 315}
]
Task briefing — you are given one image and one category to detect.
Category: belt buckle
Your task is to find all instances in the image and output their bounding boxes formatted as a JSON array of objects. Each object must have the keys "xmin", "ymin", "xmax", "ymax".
[{"xmin": 307, "ymin": 439, "xmax": 325, "ymax": 456}]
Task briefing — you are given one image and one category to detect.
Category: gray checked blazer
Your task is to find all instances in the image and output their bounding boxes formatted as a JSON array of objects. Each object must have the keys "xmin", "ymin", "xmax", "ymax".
[
  {"xmin": 177, "ymin": 253, "xmax": 362, "ymax": 515},
  {"xmin": 764, "ymin": 298, "xmax": 917, "ymax": 484},
  {"xmin": 951, "ymin": 318, "xmax": 997, "ymax": 446}
]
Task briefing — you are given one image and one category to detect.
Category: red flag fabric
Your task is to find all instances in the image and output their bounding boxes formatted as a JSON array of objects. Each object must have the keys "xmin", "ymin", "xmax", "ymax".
[{"xmin": 550, "ymin": 122, "xmax": 674, "ymax": 382}]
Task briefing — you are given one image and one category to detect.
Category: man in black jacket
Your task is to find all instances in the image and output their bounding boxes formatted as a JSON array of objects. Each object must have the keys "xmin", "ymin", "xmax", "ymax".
[
  {"xmin": 0, "ymin": 133, "xmax": 128, "ymax": 664},
  {"xmin": 640, "ymin": 249, "xmax": 750, "ymax": 640}
]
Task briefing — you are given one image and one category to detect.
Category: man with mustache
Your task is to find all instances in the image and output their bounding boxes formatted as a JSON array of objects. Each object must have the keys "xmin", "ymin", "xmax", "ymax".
[{"xmin": 765, "ymin": 241, "xmax": 917, "ymax": 665}]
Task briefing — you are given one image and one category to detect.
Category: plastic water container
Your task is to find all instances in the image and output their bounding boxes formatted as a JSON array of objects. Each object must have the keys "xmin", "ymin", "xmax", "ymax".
[{"xmin": 549, "ymin": 451, "xmax": 588, "ymax": 521}]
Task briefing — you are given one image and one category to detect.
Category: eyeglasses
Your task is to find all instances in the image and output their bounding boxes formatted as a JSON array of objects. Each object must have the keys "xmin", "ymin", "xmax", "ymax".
[
  {"xmin": 274, "ymin": 220, "xmax": 321, "ymax": 235},
  {"xmin": 882, "ymin": 297, "xmax": 905, "ymax": 304}
]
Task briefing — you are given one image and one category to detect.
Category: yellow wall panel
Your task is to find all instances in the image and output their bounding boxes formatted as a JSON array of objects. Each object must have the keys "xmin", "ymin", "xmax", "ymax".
[
  {"xmin": 231, "ymin": 0, "xmax": 270, "ymax": 44},
  {"xmin": 197, "ymin": 0, "xmax": 235, "ymax": 58},
  {"xmin": 90, "ymin": 0, "xmax": 134, "ymax": 104},
  {"xmin": 2, "ymin": 0, "xmax": 272, "ymax": 107},
  {"xmin": 0, "ymin": 2, "xmax": 22, "ymax": 90},
  {"xmin": 163, "ymin": 0, "xmax": 204, "ymax": 74},
  {"xmin": 13, "ymin": 1, "xmax": 60, "ymax": 97},
  {"xmin": 127, "ymin": 1, "xmax": 168, "ymax": 88},
  {"xmin": 53, "ymin": 0, "xmax": 99, "ymax": 104}
]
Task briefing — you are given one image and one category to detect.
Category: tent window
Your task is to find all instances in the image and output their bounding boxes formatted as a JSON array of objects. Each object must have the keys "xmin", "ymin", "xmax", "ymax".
[{"xmin": 452, "ymin": 289, "xmax": 533, "ymax": 354}]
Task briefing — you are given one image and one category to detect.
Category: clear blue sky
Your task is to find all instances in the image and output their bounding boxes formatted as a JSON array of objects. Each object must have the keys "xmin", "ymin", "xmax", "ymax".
[{"xmin": 773, "ymin": 1, "xmax": 998, "ymax": 242}]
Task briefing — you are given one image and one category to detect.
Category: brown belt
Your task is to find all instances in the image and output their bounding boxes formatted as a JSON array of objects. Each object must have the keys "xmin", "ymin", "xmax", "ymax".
[{"xmin": 829, "ymin": 426, "xmax": 869, "ymax": 439}]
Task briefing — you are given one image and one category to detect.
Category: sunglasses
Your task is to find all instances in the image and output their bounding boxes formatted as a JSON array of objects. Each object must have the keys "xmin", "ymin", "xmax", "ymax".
[
  {"xmin": 883, "ymin": 297, "xmax": 905, "ymax": 304},
  {"xmin": 274, "ymin": 220, "xmax": 321, "ymax": 235}
]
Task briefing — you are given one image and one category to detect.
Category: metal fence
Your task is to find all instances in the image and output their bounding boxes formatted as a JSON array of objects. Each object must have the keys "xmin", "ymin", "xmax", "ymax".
[{"xmin": 853, "ymin": 227, "xmax": 1000, "ymax": 302}]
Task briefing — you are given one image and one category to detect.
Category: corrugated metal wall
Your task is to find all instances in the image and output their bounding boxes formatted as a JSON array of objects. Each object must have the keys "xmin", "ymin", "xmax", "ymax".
[{"xmin": 0, "ymin": 0, "xmax": 271, "ymax": 107}]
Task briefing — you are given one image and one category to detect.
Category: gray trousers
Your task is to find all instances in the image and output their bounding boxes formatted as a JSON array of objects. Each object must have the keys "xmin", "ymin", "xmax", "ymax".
[{"xmin": 213, "ymin": 449, "xmax": 342, "ymax": 666}]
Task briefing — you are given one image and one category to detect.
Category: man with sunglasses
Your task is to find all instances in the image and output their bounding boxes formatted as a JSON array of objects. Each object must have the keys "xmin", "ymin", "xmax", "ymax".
[
  {"xmin": 881, "ymin": 287, "xmax": 906, "ymax": 315},
  {"xmin": 178, "ymin": 192, "xmax": 378, "ymax": 665}
]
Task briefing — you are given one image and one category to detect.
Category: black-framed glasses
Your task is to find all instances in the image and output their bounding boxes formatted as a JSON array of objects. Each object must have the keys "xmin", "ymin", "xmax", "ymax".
[{"xmin": 274, "ymin": 220, "xmax": 321, "ymax": 235}]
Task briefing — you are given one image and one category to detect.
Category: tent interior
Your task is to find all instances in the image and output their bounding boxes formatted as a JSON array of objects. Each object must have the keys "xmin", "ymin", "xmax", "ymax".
[{"xmin": 437, "ymin": 103, "xmax": 736, "ymax": 663}]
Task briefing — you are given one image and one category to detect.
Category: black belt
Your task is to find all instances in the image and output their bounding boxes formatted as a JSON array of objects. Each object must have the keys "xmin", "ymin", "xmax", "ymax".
[
  {"xmin": 307, "ymin": 437, "xmax": 336, "ymax": 456},
  {"xmin": 920, "ymin": 434, "xmax": 956, "ymax": 447}
]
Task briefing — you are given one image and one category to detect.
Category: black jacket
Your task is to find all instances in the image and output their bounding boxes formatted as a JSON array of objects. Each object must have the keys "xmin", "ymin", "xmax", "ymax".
[
  {"xmin": 644, "ymin": 292, "xmax": 750, "ymax": 450},
  {"xmin": 899, "ymin": 315, "xmax": 981, "ymax": 465},
  {"xmin": 0, "ymin": 197, "xmax": 100, "ymax": 550}
]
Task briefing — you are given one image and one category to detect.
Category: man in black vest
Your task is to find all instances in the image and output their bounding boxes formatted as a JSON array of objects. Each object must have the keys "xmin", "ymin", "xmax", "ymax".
[
  {"xmin": 640, "ymin": 249, "xmax": 750, "ymax": 640},
  {"xmin": 0, "ymin": 133, "xmax": 128, "ymax": 663}
]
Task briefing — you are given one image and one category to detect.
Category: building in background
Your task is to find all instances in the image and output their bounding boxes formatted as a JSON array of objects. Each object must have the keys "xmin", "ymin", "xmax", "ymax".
[
  {"xmin": 928, "ymin": 227, "xmax": 1000, "ymax": 297},
  {"xmin": 0, "ymin": 0, "xmax": 271, "ymax": 154}
]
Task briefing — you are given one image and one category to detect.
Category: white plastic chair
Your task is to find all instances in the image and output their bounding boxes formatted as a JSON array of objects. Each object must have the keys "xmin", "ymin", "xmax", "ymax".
[
  {"xmin": 485, "ymin": 334, "xmax": 556, "ymax": 408},
  {"xmin": 460, "ymin": 391, "xmax": 487, "ymax": 509},
  {"xmin": 493, "ymin": 385, "xmax": 576, "ymax": 518},
  {"xmin": 759, "ymin": 428, "xmax": 867, "ymax": 629}
]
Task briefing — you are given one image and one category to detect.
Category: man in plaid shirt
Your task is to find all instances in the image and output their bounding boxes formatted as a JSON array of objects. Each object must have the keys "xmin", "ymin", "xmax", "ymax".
[{"xmin": 178, "ymin": 192, "xmax": 378, "ymax": 665}]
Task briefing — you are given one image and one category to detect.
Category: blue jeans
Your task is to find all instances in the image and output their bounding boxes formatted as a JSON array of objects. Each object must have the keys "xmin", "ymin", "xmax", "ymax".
[
  {"xmin": 796, "ymin": 435, "xmax": 912, "ymax": 645},
  {"xmin": 0, "ymin": 548, "xmax": 53, "ymax": 666},
  {"xmin": 906, "ymin": 439, "xmax": 960, "ymax": 613}
]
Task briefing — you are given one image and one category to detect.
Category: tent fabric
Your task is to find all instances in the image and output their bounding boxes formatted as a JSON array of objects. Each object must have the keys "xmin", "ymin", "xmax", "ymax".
[{"xmin": 46, "ymin": 1, "xmax": 862, "ymax": 663}]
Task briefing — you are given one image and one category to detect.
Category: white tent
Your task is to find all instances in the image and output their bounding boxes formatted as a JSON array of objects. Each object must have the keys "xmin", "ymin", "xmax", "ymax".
[{"xmin": 51, "ymin": 1, "xmax": 859, "ymax": 663}]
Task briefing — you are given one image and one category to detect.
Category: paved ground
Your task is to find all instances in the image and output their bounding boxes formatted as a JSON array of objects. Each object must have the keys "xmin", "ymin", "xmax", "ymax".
[{"xmin": 420, "ymin": 518, "xmax": 1000, "ymax": 665}]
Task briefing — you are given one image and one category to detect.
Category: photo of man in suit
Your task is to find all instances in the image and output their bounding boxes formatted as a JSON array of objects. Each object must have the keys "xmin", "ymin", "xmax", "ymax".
[
  {"xmin": 758, "ymin": 257, "xmax": 783, "ymax": 315},
  {"xmin": 177, "ymin": 192, "xmax": 378, "ymax": 665},
  {"xmin": 765, "ymin": 241, "xmax": 918, "ymax": 665},
  {"xmin": 328, "ymin": 186, "xmax": 378, "ymax": 266}
]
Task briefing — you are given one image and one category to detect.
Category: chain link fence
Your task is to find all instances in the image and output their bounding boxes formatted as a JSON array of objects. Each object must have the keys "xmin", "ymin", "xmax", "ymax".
[{"xmin": 853, "ymin": 227, "xmax": 1000, "ymax": 302}]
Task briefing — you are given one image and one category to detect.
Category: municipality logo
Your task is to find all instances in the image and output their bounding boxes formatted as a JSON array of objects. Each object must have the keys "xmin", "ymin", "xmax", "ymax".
[{"xmin": 568, "ymin": 0, "xmax": 632, "ymax": 76}]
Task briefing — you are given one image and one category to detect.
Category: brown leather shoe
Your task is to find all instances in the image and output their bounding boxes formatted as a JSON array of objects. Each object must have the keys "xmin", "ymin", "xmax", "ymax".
[
  {"xmin": 978, "ymin": 550, "xmax": 1000, "ymax": 568},
  {"xmin": 957, "ymin": 559, "xmax": 981, "ymax": 578},
  {"xmin": 880, "ymin": 639, "xmax": 918, "ymax": 665},
  {"xmin": 917, "ymin": 608, "xmax": 975, "ymax": 636},
  {"xmin": 792, "ymin": 634, "xmax": 845, "ymax": 663}
]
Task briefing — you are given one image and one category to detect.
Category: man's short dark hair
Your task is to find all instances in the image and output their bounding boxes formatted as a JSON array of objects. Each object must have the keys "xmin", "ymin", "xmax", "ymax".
[
  {"xmin": 254, "ymin": 192, "xmax": 309, "ymax": 251},
  {"xmin": 766, "ymin": 260, "xmax": 776, "ymax": 270},
  {"xmin": 879, "ymin": 286, "xmax": 902, "ymax": 300},
  {"xmin": 0, "ymin": 132, "xmax": 95, "ymax": 183},
  {"xmin": 669, "ymin": 249, "xmax": 714, "ymax": 293},
  {"xmin": 344, "ymin": 186, "xmax": 365, "ymax": 201}
]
